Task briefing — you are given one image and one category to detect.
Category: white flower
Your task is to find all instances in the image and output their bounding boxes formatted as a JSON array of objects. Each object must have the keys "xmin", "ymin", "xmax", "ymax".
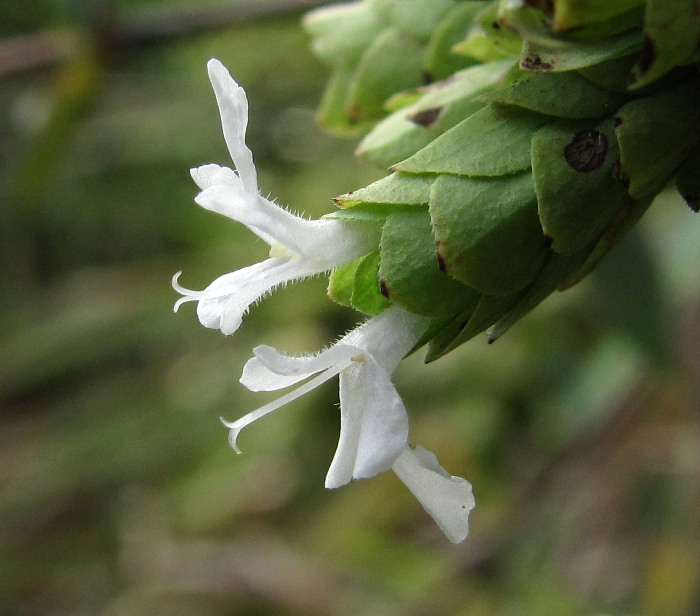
[
  {"xmin": 222, "ymin": 306, "xmax": 475, "ymax": 543},
  {"xmin": 172, "ymin": 59, "xmax": 378, "ymax": 334}
]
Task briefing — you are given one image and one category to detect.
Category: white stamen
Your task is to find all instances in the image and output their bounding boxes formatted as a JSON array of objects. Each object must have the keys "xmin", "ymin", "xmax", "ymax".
[{"xmin": 221, "ymin": 359, "xmax": 353, "ymax": 453}]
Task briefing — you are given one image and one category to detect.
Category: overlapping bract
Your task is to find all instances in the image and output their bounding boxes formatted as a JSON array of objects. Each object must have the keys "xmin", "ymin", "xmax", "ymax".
[
  {"xmin": 306, "ymin": 0, "xmax": 700, "ymax": 361},
  {"xmin": 302, "ymin": 0, "xmax": 485, "ymax": 133}
]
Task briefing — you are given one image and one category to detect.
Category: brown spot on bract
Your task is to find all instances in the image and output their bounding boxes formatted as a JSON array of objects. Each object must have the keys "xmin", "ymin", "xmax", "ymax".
[
  {"xmin": 379, "ymin": 279, "xmax": 390, "ymax": 298},
  {"xmin": 521, "ymin": 55, "xmax": 552, "ymax": 71},
  {"xmin": 348, "ymin": 103, "xmax": 365, "ymax": 123},
  {"xmin": 422, "ymin": 71, "xmax": 434, "ymax": 86},
  {"xmin": 612, "ymin": 160, "xmax": 630, "ymax": 189},
  {"xmin": 613, "ymin": 116, "xmax": 622, "ymax": 127},
  {"xmin": 639, "ymin": 36, "xmax": 656, "ymax": 75},
  {"xmin": 435, "ymin": 241, "xmax": 448, "ymax": 273},
  {"xmin": 564, "ymin": 129, "xmax": 608, "ymax": 172},
  {"xmin": 409, "ymin": 107, "xmax": 442, "ymax": 128}
]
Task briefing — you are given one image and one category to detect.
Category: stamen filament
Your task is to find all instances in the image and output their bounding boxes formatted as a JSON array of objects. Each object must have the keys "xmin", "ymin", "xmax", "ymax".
[{"xmin": 221, "ymin": 358, "xmax": 354, "ymax": 453}]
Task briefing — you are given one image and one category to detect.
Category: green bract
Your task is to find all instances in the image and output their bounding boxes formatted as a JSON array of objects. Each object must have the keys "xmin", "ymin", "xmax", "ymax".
[
  {"xmin": 303, "ymin": 0, "xmax": 486, "ymax": 133},
  {"xmin": 305, "ymin": 0, "xmax": 700, "ymax": 361}
]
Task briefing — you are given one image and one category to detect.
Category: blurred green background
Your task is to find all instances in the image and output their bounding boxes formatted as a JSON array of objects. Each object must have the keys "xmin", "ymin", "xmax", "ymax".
[{"xmin": 2, "ymin": 1, "xmax": 700, "ymax": 615}]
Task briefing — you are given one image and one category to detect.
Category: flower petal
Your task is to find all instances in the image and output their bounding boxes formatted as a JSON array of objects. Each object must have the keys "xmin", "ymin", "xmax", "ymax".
[
  {"xmin": 246, "ymin": 343, "xmax": 360, "ymax": 382},
  {"xmin": 324, "ymin": 363, "xmax": 367, "ymax": 489},
  {"xmin": 190, "ymin": 163, "xmax": 241, "ymax": 191},
  {"xmin": 207, "ymin": 58, "xmax": 258, "ymax": 193},
  {"xmin": 240, "ymin": 345, "xmax": 356, "ymax": 391},
  {"xmin": 391, "ymin": 445, "xmax": 475, "ymax": 544},
  {"xmin": 175, "ymin": 258, "xmax": 306, "ymax": 334},
  {"xmin": 342, "ymin": 306, "xmax": 428, "ymax": 371},
  {"xmin": 195, "ymin": 183, "xmax": 370, "ymax": 261},
  {"xmin": 325, "ymin": 355, "xmax": 409, "ymax": 488}
]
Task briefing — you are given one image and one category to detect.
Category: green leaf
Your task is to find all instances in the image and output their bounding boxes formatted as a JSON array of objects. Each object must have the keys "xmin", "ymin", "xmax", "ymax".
[
  {"xmin": 631, "ymin": 0, "xmax": 700, "ymax": 87},
  {"xmin": 495, "ymin": 0, "xmax": 554, "ymax": 44},
  {"xmin": 476, "ymin": 68, "xmax": 628, "ymax": 119},
  {"xmin": 425, "ymin": 292, "xmax": 524, "ymax": 361},
  {"xmin": 423, "ymin": 308, "xmax": 481, "ymax": 362},
  {"xmin": 347, "ymin": 27, "xmax": 427, "ymax": 124},
  {"xmin": 394, "ymin": 104, "xmax": 550, "ymax": 177},
  {"xmin": 532, "ymin": 118, "xmax": 631, "ymax": 255},
  {"xmin": 378, "ymin": 208, "xmax": 480, "ymax": 317},
  {"xmin": 546, "ymin": 0, "xmax": 645, "ymax": 32},
  {"xmin": 614, "ymin": 75, "xmax": 700, "ymax": 198},
  {"xmin": 519, "ymin": 30, "xmax": 642, "ymax": 72},
  {"xmin": 555, "ymin": 6, "xmax": 645, "ymax": 42},
  {"xmin": 316, "ymin": 68, "xmax": 368, "ymax": 135},
  {"xmin": 498, "ymin": 0, "xmax": 645, "ymax": 39},
  {"xmin": 577, "ymin": 52, "xmax": 639, "ymax": 94},
  {"xmin": 334, "ymin": 172, "xmax": 432, "ymax": 208},
  {"xmin": 350, "ymin": 251, "xmax": 391, "ymax": 315},
  {"xmin": 453, "ymin": 1, "xmax": 522, "ymax": 62},
  {"xmin": 357, "ymin": 60, "xmax": 513, "ymax": 167},
  {"xmin": 327, "ymin": 259, "xmax": 361, "ymax": 309},
  {"xmin": 423, "ymin": 2, "xmax": 483, "ymax": 82},
  {"xmin": 303, "ymin": 2, "xmax": 384, "ymax": 68},
  {"xmin": 322, "ymin": 203, "xmax": 399, "ymax": 223},
  {"xmin": 369, "ymin": 0, "xmax": 455, "ymax": 39},
  {"xmin": 558, "ymin": 194, "xmax": 655, "ymax": 289},
  {"xmin": 429, "ymin": 172, "xmax": 550, "ymax": 296},
  {"xmin": 487, "ymin": 247, "xmax": 592, "ymax": 341}
]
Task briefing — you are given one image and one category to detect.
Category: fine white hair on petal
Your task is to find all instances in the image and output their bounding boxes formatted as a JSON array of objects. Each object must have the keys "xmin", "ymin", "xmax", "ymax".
[
  {"xmin": 391, "ymin": 445, "xmax": 475, "ymax": 544},
  {"xmin": 206, "ymin": 58, "xmax": 258, "ymax": 194}
]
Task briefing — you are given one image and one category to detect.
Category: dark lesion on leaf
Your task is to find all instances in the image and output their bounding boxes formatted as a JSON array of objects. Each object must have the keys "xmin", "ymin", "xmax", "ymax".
[
  {"xmin": 347, "ymin": 103, "xmax": 366, "ymax": 124},
  {"xmin": 638, "ymin": 35, "xmax": 656, "ymax": 76},
  {"xmin": 612, "ymin": 160, "xmax": 630, "ymax": 189},
  {"xmin": 379, "ymin": 279, "xmax": 390, "ymax": 298},
  {"xmin": 521, "ymin": 54, "xmax": 552, "ymax": 71},
  {"xmin": 435, "ymin": 241, "xmax": 448, "ymax": 273},
  {"xmin": 564, "ymin": 129, "xmax": 608, "ymax": 172},
  {"xmin": 409, "ymin": 107, "xmax": 443, "ymax": 128}
]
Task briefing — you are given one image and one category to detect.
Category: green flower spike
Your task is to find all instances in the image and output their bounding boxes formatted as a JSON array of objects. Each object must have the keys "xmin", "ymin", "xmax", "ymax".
[
  {"xmin": 303, "ymin": 0, "xmax": 486, "ymax": 133},
  {"xmin": 317, "ymin": 0, "xmax": 700, "ymax": 362}
]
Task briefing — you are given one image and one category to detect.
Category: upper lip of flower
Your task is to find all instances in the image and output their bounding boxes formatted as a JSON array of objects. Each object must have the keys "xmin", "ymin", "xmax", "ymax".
[{"xmin": 172, "ymin": 60, "xmax": 378, "ymax": 335}]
